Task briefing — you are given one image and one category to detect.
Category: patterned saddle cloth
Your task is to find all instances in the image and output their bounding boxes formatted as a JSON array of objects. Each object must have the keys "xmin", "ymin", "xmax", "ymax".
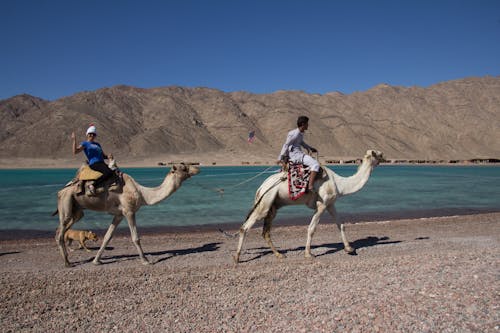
[{"xmin": 287, "ymin": 162, "xmax": 312, "ymax": 200}]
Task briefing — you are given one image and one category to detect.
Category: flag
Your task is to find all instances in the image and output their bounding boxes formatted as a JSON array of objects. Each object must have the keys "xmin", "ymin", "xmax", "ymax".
[{"xmin": 247, "ymin": 130, "xmax": 255, "ymax": 143}]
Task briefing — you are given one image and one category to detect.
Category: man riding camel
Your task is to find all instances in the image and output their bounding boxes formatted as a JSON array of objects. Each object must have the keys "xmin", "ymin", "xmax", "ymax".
[{"xmin": 277, "ymin": 116, "xmax": 319, "ymax": 192}]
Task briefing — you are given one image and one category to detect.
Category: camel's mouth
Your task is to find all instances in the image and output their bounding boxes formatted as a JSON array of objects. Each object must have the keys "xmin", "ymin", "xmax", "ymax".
[
  {"xmin": 367, "ymin": 150, "xmax": 384, "ymax": 165},
  {"xmin": 189, "ymin": 166, "xmax": 201, "ymax": 176}
]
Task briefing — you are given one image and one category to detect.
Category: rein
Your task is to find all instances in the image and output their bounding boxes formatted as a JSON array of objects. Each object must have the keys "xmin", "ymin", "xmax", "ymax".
[{"xmin": 192, "ymin": 165, "xmax": 280, "ymax": 197}]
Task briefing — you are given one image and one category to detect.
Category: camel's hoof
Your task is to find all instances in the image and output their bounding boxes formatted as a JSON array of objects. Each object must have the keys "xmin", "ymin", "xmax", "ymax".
[
  {"xmin": 232, "ymin": 254, "xmax": 240, "ymax": 265},
  {"xmin": 275, "ymin": 253, "xmax": 286, "ymax": 260},
  {"xmin": 304, "ymin": 252, "xmax": 315, "ymax": 259},
  {"xmin": 92, "ymin": 259, "xmax": 103, "ymax": 265},
  {"xmin": 141, "ymin": 260, "xmax": 153, "ymax": 266},
  {"xmin": 345, "ymin": 248, "xmax": 357, "ymax": 255},
  {"xmin": 64, "ymin": 262, "xmax": 73, "ymax": 268}
]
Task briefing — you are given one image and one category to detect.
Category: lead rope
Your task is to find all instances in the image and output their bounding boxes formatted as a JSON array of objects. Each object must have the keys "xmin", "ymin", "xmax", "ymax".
[
  {"xmin": 192, "ymin": 165, "xmax": 280, "ymax": 197},
  {"xmin": 224, "ymin": 165, "xmax": 277, "ymax": 189}
]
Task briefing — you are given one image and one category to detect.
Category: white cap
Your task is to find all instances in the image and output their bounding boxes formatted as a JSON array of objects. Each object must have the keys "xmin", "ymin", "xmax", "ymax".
[{"xmin": 86, "ymin": 124, "xmax": 97, "ymax": 135}]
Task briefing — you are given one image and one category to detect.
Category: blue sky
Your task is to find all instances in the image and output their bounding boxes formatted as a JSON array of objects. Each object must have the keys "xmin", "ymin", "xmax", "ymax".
[{"xmin": 1, "ymin": 0, "xmax": 499, "ymax": 100}]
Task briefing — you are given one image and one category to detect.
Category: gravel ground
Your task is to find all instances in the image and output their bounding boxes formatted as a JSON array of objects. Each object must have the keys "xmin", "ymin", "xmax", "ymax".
[{"xmin": 1, "ymin": 213, "xmax": 499, "ymax": 332}]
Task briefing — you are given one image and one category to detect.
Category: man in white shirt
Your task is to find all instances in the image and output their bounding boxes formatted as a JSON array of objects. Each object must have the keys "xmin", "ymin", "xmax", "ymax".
[{"xmin": 277, "ymin": 116, "xmax": 320, "ymax": 191}]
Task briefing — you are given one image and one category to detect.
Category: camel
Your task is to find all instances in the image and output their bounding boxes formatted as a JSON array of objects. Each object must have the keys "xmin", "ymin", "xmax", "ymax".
[
  {"xmin": 55, "ymin": 163, "xmax": 200, "ymax": 267},
  {"xmin": 234, "ymin": 150, "xmax": 384, "ymax": 263}
]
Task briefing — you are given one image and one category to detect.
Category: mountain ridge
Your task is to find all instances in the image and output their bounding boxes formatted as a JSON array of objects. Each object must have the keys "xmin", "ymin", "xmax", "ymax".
[{"xmin": 1, "ymin": 76, "xmax": 499, "ymax": 165}]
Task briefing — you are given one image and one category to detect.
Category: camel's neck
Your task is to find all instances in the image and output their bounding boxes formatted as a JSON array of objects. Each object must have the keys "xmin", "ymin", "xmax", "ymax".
[
  {"xmin": 137, "ymin": 173, "xmax": 183, "ymax": 206},
  {"xmin": 335, "ymin": 158, "xmax": 374, "ymax": 196}
]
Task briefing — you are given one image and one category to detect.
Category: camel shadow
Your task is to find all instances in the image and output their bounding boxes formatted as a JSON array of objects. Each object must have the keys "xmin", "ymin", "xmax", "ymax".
[
  {"xmin": 74, "ymin": 242, "xmax": 222, "ymax": 266},
  {"xmin": 0, "ymin": 251, "xmax": 20, "ymax": 257},
  {"xmin": 244, "ymin": 236, "xmax": 401, "ymax": 262}
]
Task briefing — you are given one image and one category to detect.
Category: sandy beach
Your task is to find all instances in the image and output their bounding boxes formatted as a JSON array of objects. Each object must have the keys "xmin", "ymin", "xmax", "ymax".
[{"xmin": 0, "ymin": 213, "xmax": 498, "ymax": 332}]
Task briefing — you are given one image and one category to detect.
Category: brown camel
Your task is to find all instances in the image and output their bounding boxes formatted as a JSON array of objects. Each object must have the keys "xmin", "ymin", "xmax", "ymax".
[{"xmin": 55, "ymin": 163, "xmax": 200, "ymax": 267}]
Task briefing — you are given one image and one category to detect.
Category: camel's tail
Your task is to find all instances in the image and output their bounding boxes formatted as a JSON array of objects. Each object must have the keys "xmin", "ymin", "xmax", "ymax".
[
  {"xmin": 249, "ymin": 178, "xmax": 284, "ymax": 218},
  {"xmin": 51, "ymin": 209, "xmax": 58, "ymax": 216}
]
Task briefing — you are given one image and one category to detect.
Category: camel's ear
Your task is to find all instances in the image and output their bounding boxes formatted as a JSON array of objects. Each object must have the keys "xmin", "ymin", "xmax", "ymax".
[
  {"xmin": 171, "ymin": 165, "xmax": 177, "ymax": 173},
  {"xmin": 371, "ymin": 150, "xmax": 376, "ymax": 157}
]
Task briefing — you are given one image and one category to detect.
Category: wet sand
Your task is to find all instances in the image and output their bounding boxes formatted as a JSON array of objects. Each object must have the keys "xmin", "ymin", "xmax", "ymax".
[{"xmin": 1, "ymin": 213, "xmax": 499, "ymax": 332}]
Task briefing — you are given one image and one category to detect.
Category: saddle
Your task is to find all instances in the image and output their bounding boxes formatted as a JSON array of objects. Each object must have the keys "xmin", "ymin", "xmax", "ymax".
[
  {"xmin": 287, "ymin": 162, "xmax": 324, "ymax": 200},
  {"xmin": 65, "ymin": 161, "xmax": 124, "ymax": 196}
]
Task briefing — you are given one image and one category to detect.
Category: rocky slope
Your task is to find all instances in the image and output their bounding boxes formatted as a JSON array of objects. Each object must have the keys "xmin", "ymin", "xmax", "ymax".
[{"xmin": 1, "ymin": 76, "xmax": 499, "ymax": 163}]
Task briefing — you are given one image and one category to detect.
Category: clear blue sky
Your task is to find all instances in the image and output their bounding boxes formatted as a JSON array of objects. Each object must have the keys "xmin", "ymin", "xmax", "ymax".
[{"xmin": 1, "ymin": 0, "xmax": 499, "ymax": 100}]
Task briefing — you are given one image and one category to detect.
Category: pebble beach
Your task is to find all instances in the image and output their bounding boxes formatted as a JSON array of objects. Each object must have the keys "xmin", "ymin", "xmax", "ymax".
[{"xmin": 1, "ymin": 213, "xmax": 499, "ymax": 332}]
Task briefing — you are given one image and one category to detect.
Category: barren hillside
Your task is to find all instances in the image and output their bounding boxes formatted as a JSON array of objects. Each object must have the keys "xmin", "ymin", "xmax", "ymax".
[{"xmin": 1, "ymin": 76, "xmax": 499, "ymax": 165}]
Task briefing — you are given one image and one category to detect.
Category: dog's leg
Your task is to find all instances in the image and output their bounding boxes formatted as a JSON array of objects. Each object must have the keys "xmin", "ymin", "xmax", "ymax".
[{"xmin": 80, "ymin": 237, "xmax": 91, "ymax": 252}]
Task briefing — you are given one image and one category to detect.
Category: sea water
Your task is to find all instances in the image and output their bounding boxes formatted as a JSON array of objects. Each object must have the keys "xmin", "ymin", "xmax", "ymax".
[{"xmin": 0, "ymin": 165, "xmax": 499, "ymax": 234}]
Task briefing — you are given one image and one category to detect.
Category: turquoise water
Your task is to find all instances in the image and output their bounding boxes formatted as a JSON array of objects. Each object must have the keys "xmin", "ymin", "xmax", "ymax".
[{"xmin": 0, "ymin": 165, "xmax": 499, "ymax": 234}]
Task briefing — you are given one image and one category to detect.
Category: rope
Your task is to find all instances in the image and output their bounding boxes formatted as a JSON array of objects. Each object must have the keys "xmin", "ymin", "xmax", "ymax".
[
  {"xmin": 192, "ymin": 165, "xmax": 280, "ymax": 198},
  {"xmin": 191, "ymin": 180, "xmax": 226, "ymax": 197},
  {"xmin": 224, "ymin": 165, "xmax": 277, "ymax": 189}
]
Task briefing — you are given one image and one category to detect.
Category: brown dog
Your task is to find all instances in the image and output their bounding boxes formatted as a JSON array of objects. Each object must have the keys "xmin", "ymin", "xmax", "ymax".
[{"xmin": 64, "ymin": 229, "xmax": 99, "ymax": 252}]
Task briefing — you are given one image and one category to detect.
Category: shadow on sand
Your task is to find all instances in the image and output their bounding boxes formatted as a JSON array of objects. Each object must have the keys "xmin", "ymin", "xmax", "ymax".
[
  {"xmin": 73, "ymin": 242, "xmax": 222, "ymax": 266},
  {"xmin": 0, "ymin": 251, "xmax": 21, "ymax": 257},
  {"xmin": 242, "ymin": 236, "xmax": 402, "ymax": 263}
]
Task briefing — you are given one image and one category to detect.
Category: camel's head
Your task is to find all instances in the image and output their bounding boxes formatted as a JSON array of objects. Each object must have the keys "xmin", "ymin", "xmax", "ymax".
[
  {"xmin": 365, "ymin": 150, "xmax": 384, "ymax": 166},
  {"xmin": 170, "ymin": 163, "xmax": 200, "ymax": 180}
]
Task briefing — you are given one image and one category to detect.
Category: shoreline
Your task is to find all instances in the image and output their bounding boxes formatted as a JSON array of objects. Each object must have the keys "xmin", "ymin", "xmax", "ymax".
[
  {"xmin": 2, "ymin": 207, "xmax": 499, "ymax": 242},
  {"xmin": 0, "ymin": 155, "xmax": 499, "ymax": 169}
]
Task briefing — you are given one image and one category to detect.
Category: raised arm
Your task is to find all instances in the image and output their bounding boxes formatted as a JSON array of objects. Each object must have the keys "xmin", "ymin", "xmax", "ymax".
[{"xmin": 71, "ymin": 132, "xmax": 84, "ymax": 155}]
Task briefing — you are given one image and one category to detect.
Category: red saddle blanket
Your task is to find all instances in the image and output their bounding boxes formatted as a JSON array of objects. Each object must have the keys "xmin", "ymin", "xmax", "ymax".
[{"xmin": 287, "ymin": 162, "xmax": 311, "ymax": 200}]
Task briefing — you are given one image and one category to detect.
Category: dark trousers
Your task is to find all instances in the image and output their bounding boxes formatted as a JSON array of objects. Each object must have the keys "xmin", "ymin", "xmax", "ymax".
[{"xmin": 89, "ymin": 162, "xmax": 114, "ymax": 187}]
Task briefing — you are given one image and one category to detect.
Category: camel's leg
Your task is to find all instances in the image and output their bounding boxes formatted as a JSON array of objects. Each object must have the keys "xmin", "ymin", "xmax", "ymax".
[
  {"xmin": 126, "ymin": 212, "xmax": 151, "ymax": 265},
  {"xmin": 262, "ymin": 206, "xmax": 284, "ymax": 259},
  {"xmin": 234, "ymin": 217, "xmax": 257, "ymax": 264},
  {"xmin": 234, "ymin": 211, "xmax": 264, "ymax": 264},
  {"xmin": 305, "ymin": 202, "xmax": 327, "ymax": 258},
  {"xmin": 56, "ymin": 202, "xmax": 83, "ymax": 267},
  {"xmin": 67, "ymin": 239, "xmax": 77, "ymax": 252},
  {"xmin": 56, "ymin": 215, "xmax": 71, "ymax": 267},
  {"xmin": 327, "ymin": 205, "xmax": 354, "ymax": 254},
  {"xmin": 234, "ymin": 188, "xmax": 279, "ymax": 264},
  {"xmin": 92, "ymin": 215, "xmax": 123, "ymax": 265}
]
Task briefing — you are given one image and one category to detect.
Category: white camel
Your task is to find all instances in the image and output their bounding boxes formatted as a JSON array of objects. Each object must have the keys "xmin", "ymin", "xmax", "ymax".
[
  {"xmin": 234, "ymin": 150, "xmax": 384, "ymax": 263},
  {"xmin": 55, "ymin": 163, "xmax": 200, "ymax": 267}
]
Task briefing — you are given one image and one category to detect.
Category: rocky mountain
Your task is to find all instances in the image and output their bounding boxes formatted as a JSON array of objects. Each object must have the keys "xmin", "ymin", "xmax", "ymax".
[{"xmin": 1, "ymin": 76, "xmax": 499, "ymax": 164}]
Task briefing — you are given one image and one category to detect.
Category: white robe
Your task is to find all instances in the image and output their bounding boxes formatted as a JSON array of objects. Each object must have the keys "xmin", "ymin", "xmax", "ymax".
[{"xmin": 278, "ymin": 128, "xmax": 313, "ymax": 163}]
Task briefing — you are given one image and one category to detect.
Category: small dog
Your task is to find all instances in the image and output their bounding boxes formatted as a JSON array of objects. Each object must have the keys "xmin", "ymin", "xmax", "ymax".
[{"xmin": 64, "ymin": 229, "xmax": 99, "ymax": 252}]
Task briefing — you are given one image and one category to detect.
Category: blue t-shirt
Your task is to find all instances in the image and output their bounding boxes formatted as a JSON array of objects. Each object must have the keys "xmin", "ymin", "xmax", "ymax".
[{"xmin": 81, "ymin": 141, "xmax": 104, "ymax": 165}]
